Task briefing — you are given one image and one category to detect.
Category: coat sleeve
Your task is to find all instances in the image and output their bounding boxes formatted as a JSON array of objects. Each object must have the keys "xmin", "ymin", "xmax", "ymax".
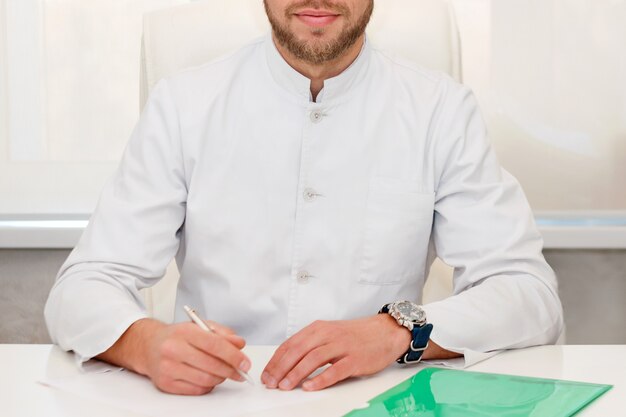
[
  {"xmin": 44, "ymin": 79, "xmax": 187, "ymax": 362},
  {"xmin": 422, "ymin": 78, "xmax": 564, "ymax": 364}
]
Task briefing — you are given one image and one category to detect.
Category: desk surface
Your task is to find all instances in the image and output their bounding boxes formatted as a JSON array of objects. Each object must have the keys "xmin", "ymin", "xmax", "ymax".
[{"xmin": 1, "ymin": 344, "xmax": 624, "ymax": 417}]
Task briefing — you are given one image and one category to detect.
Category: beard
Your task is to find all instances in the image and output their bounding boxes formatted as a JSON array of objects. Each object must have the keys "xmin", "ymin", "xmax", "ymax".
[{"xmin": 264, "ymin": 0, "xmax": 374, "ymax": 65}]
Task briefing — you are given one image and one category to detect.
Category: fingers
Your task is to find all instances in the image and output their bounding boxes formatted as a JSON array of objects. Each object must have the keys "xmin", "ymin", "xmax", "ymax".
[
  {"xmin": 302, "ymin": 357, "xmax": 353, "ymax": 391},
  {"xmin": 261, "ymin": 321, "xmax": 332, "ymax": 389},
  {"xmin": 162, "ymin": 359, "xmax": 226, "ymax": 389},
  {"xmin": 177, "ymin": 341, "xmax": 244, "ymax": 382},
  {"xmin": 156, "ymin": 379, "xmax": 214, "ymax": 396},
  {"xmin": 187, "ymin": 327, "xmax": 252, "ymax": 375},
  {"xmin": 275, "ymin": 344, "xmax": 342, "ymax": 391},
  {"xmin": 148, "ymin": 322, "xmax": 251, "ymax": 395},
  {"xmin": 261, "ymin": 317, "xmax": 400, "ymax": 391}
]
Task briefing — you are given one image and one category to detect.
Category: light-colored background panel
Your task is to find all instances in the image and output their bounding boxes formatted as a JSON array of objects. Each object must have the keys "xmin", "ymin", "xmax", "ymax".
[
  {"xmin": 0, "ymin": 162, "xmax": 117, "ymax": 214},
  {"xmin": 4, "ymin": 0, "xmax": 47, "ymax": 161},
  {"xmin": 0, "ymin": 0, "xmax": 188, "ymax": 215},
  {"xmin": 454, "ymin": 0, "xmax": 626, "ymax": 210},
  {"xmin": 43, "ymin": 0, "xmax": 189, "ymax": 162},
  {"xmin": 489, "ymin": 0, "xmax": 626, "ymax": 210}
]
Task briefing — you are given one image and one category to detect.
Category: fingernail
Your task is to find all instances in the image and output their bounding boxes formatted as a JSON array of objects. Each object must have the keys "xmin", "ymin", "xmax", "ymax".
[
  {"xmin": 265, "ymin": 375, "xmax": 277, "ymax": 388},
  {"xmin": 261, "ymin": 371, "xmax": 269, "ymax": 383},
  {"xmin": 239, "ymin": 359, "xmax": 251, "ymax": 372},
  {"xmin": 278, "ymin": 378, "xmax": 291, "ymax": 390},
  {"xmin": 303, "ymin": 380, "xmax": 314, "ymax": 391}
]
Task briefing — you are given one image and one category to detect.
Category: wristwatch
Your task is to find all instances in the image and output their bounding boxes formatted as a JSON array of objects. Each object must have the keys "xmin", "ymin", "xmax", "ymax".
[{"xmin": 379, "ymin": 301, "xmax": 433, "ymax": 364}]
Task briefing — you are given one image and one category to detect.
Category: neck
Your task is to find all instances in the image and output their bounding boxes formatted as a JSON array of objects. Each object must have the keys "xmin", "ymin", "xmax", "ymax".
[{"xmin": 271, "ymin": 33, "xmax": 365, "ymax": 102}]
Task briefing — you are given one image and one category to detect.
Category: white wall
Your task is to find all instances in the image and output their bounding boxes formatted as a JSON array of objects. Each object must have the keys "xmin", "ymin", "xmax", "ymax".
[
  {"xmin": 1, "ymin": 0, "xmax": 625, "ymax": 215},
  {"xmin": 453, "ymin": 0, "xmax": 626, "ymax": 210},
  {"xmin": 0, "ymin": 0, "xmax": 189, "ymax": 214}
]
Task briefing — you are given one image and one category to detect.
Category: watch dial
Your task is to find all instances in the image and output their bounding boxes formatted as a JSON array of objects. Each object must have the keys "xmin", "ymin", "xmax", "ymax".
[{"xmin": 397, "ymin": 301, "xmax": 425, "ymax": 322}]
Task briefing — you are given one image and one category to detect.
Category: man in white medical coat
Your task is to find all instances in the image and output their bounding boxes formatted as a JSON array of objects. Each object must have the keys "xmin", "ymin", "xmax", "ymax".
[{"xmin": 45, "ymin": 0, "xmax": 564, "ymax": 395}]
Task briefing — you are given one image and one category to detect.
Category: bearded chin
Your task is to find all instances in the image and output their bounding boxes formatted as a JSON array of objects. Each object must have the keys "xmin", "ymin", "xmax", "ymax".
[{"xmin": 265, "ymin": 1, "xmax": 374, "ymax": 65}]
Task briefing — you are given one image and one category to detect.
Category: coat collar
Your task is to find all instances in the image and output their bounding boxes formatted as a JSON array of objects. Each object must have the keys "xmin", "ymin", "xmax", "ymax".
[{"xmin": 264, "ymin": 32, "xmax": 371, "ymax": 103}]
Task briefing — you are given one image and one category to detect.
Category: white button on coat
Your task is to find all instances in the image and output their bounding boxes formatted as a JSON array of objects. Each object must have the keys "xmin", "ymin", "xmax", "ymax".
[
  {"xmin": 310, "ymin": 110, "xmax": 323, "ymax": 123},
  {"xmin": 303, "ymin": 188, "xmax": 319, "ymax": 202},
  {"xmin": 297, "ymin": 271, "xmax": 311, "ymax": 284}
]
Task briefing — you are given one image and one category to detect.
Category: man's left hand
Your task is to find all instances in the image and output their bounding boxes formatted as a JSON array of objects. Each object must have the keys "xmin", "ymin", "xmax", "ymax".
[{"xmin": 260, "ymin": 314, "xmax": 411, "ymax": 391}]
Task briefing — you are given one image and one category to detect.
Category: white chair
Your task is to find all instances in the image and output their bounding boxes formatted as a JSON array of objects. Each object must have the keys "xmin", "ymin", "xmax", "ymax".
[{"xmin": 139, "ymin": 0, "xmax": 461, "ymax": 321}]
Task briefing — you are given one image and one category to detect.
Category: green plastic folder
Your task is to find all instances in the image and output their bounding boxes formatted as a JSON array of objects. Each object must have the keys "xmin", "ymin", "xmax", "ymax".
[{"xmin": 344, "ymin": 368, "xmax": 612, "ymax": 417}]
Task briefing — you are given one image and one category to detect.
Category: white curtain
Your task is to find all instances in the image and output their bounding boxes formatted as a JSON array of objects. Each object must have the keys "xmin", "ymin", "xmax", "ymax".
[{"xmin": 0, "ymin": 0, "xmax": 188, "ymax": 214}]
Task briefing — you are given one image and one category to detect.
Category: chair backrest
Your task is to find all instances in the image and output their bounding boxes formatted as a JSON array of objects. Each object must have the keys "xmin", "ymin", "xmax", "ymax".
[{"xmin": 140, "ymin": 0, "xmax": 461, "ymax": 108}]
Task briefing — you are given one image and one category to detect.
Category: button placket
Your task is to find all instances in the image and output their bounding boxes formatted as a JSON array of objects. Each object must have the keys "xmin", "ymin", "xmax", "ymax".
[{"xmin": 286, "ymin": 105, "xmax": 325, "ymax": 336}]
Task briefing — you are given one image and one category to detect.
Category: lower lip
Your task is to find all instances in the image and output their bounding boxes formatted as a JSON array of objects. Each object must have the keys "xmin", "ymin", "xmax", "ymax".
[{"xmin": 296, "ymin": 14, "xmax": 339, "ymax": 27}]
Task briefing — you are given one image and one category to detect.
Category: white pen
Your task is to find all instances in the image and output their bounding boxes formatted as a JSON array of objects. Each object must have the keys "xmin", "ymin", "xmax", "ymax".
[{"xmin": 183, "ymin": 305, "xmax": 255, "ymax": 385}]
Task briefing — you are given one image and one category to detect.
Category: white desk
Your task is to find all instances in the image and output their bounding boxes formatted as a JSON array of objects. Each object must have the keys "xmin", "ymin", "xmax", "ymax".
[{"xmin": 1, "ymin": 345, "xmax": 624, "ymax": 416}]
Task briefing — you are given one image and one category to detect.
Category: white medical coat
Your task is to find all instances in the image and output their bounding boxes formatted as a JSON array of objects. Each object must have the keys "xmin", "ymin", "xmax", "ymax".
[{"xmin": 45, "ymin": 35, "xmax": 564, "ymax": 365}]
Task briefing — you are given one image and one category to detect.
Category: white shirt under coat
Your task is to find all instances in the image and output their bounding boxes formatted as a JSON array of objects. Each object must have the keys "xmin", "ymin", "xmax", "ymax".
[{"xmin": 45, "ymin": 35, "xmax": 564, "ymax": 366}]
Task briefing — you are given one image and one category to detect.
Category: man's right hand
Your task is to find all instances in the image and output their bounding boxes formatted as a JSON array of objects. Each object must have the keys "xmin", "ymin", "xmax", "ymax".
[{"xmin": 97, "ymin": 318, "xmax": 251, "ymax": 395}]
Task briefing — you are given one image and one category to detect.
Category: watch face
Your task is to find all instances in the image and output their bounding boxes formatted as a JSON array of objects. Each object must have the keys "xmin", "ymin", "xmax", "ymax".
[{"xmin": 397, "ymin": 301, "xmax": 426, "ymax": 323}]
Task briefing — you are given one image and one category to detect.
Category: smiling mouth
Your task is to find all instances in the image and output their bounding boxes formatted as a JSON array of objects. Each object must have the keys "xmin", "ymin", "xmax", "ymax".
[{"xmin": 294, "ymin": 9, "xmax": 341, "ymax": 27}]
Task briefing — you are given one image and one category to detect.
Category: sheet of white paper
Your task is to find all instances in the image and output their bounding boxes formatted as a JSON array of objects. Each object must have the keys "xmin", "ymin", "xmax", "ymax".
[
  {"xmin": 79, "ymin": 357, "xmax": 123, "ymax": 374},
  {"xmin": 40, "ymin": 367, "xmax": 327, "ymax": 417},
  {"xmin": 422, "ymin": 349, "xmax": 500, "ymax": 369}
]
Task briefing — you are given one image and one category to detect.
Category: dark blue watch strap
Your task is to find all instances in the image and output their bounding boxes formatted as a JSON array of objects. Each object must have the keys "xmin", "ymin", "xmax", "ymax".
[
  {"xmin": 400, "ymin": 323, "xmax": 433, "ymax": 364},
  {"xmin": 379, "ymin": 303, "xmax": 433, "ymax": 364}
]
